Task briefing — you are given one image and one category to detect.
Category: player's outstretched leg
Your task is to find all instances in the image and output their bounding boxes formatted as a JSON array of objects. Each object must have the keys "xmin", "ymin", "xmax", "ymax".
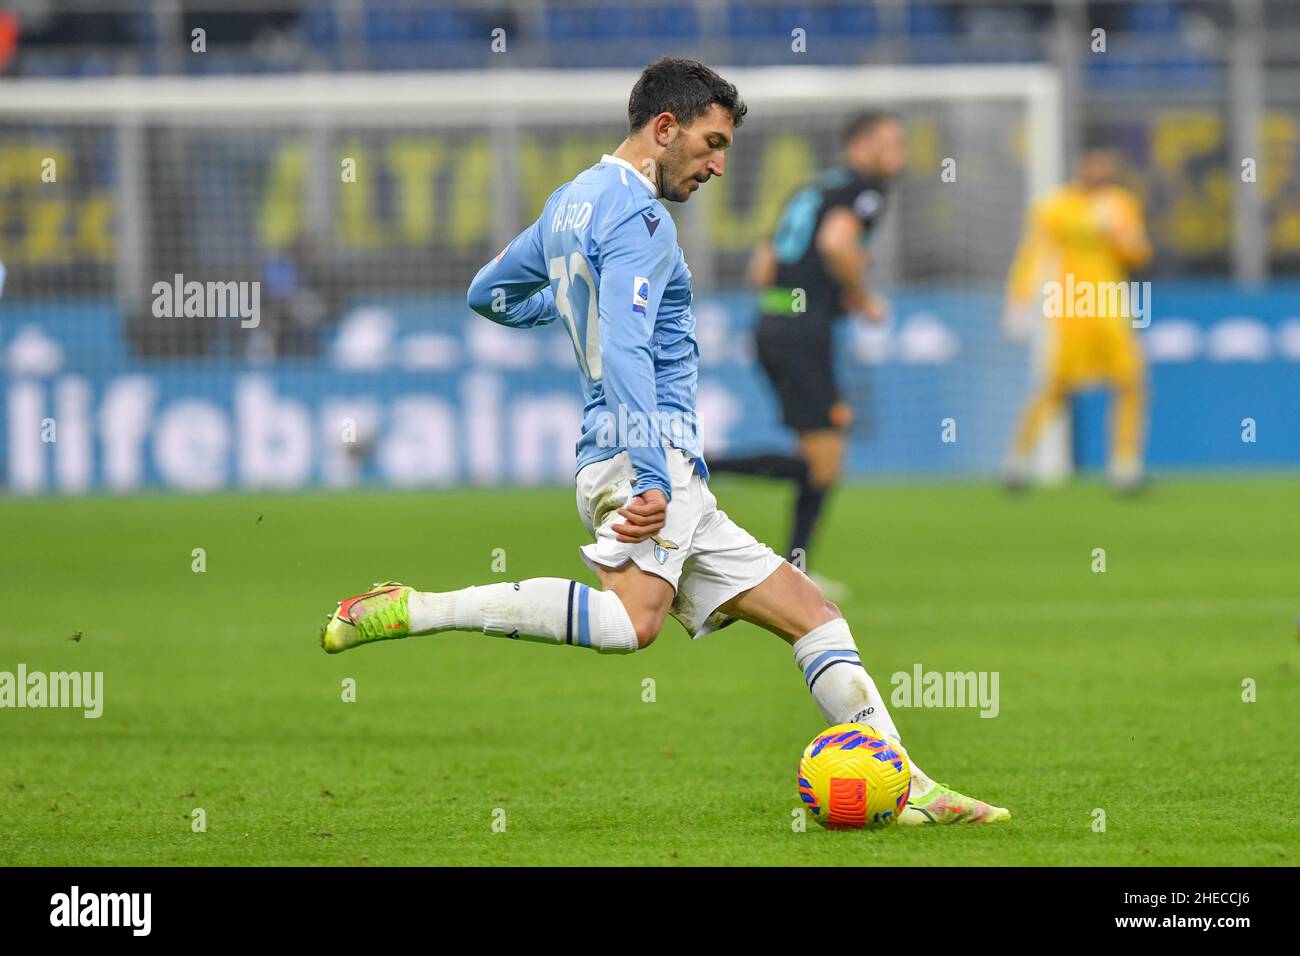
[
  {"xmin": 719, "ymin": 563, "xmax": 1009, "ymax": 826},
  {"xmin": 790, "ymin": 425, "xmax": 847, "ymax": 599},
  {"xmin": 320, "ymin": 578, "xmax": 641, "ymax": 655},
  {"xmin": 706, "ymin": 452, "xmax": 808, "ymax": 482},
  {"xmin": 1107, "ymin": 375, "xmax": 1147, "ymax": 493},
  {"xmin": 1004, "ymin": 379, "xmax": 1068, "ymax": 490}
]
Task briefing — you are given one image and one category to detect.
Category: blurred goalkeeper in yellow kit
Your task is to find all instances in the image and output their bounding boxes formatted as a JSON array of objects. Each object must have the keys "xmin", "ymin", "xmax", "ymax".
[{"xmin": 1002, "ymin": 146, "xmax": 1153, "ymax": 491}]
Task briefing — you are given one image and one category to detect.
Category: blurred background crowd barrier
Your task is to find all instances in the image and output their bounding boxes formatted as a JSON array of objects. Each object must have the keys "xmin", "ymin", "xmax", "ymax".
[{"xmin": 0, "ymin": 0, "xmax": 1296, "ymax": 493}]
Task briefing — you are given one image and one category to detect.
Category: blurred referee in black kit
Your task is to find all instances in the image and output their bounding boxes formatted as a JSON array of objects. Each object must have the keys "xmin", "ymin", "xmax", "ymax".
[{"xmin": 711, "ymin": 111, "xmax": 906, "ymax": 593}]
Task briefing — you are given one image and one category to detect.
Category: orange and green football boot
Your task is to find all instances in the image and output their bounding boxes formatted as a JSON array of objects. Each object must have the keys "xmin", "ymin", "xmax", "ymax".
[
  {"xmin": 320, "ymin": 581, "xmax": 413, "ymax": 654},
  {"xmin": 898, "ymin": 782, "xmax": 1011, "ymax": 826}
]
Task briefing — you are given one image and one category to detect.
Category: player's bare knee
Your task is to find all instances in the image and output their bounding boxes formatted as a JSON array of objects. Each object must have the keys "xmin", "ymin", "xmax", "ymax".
[
  {"xmin": 788, "ymin": 570, "xmax": 841, "ymax": 634},
  {"xmin": 630, "ymin": 610, "xmax": 663, "ymax": 648},
  {"xmin": 808, "ymin": 598, "xmax": 840, "ymax": 630},
  {"xmin": 604, "ymin": 592, "xmax": 663, "ymax": 649},
  {"xmin": 809, "ymin": 461, "xmax": 838, "ymax": 489},
  {"xmin": 599, "ymin": 567, "xmax": 673, "ymax": 650}
]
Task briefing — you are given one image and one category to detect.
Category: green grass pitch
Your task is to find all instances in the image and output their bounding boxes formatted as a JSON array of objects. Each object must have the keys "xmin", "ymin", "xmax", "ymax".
[{"xmin": 1, "ymin": 476, "xmax": 1296, "ymax": 866}]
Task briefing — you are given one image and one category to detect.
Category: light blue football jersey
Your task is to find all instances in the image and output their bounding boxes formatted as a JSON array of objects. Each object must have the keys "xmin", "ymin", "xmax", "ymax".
[{"xmin": 467, "ymin": 154, "xmax": 703, "ymax": 501}]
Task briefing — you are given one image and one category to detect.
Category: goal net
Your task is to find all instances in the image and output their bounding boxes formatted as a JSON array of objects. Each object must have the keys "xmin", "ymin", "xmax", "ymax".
[{"xmin": 0, "ymin": 65, "xmax": 1062, "ymax": 494}]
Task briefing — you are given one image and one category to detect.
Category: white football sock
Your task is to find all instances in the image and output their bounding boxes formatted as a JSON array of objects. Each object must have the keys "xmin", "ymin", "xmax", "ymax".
[
  {"xmin": 408, "ymin": 579, "xmax": 639, "ymax": 654},
  {"xmin": 792, "ymin": 617, "xmax": 935, "ymax": 796}
]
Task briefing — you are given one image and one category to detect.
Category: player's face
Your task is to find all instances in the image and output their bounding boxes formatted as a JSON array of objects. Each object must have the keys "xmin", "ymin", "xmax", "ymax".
[
  {"xmin": 1079, "ymin": 150, "xmax": 1119, "ymax": 189},
  {"xmin": 871, "ymin": 119, "xmax": 908, "ymax": 179},
  {"xmin": 845, "ymin": 119, "xmax": 907, "ymax": 180},
  {"xmin": 660, "ymin": 104, "xmax": 734, "ymax": 202}
]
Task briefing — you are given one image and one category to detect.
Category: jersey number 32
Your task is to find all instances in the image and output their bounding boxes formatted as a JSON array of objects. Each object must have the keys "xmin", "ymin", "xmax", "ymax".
[{"xmin": 549, "ymin": 252, "xmax": 602, "ymax": 382}]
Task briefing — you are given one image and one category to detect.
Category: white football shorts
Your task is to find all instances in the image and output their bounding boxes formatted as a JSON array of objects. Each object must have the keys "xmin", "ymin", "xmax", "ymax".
[{"xmin": 575, "ymin": 448, "xmax": 786, "ymax": 639}]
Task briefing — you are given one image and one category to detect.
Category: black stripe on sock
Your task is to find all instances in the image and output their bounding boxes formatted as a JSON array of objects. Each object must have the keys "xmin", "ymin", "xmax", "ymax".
[
  {"xmin": 565, "ymin": 580, "xmax": 576, "ymax": 645},
  {"xmin": 807, "ymin": 658, "xmax": 864, "ymax": 693}
]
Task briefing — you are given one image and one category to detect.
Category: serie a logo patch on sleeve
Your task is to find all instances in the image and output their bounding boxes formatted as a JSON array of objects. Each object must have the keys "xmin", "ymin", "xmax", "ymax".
[{"xmin": 632, "ymin": 276, "xmax": 649, "ymax": 314}]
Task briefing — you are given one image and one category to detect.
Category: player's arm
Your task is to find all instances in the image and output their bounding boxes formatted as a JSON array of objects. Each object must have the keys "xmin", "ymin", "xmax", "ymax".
[
  {"xmin": 747, "ymin": 240, "xmax": 776, "ymax": 288},
  {"xmin": 1005, "ymin": 203, "xmax": 1047, "ymax": 308},
  {"xmin": 816, "ymin": 207, "xmax": 879, "ymax": 320},
  {"xmin": 1003, "ymin": 202, "xmax": 1048, "ymax": 341},
  {"xmin": 816, "ymin": 208, "xmax": 864, "ymax": 293},
  {"xmin": 467, "ymin": 216, "xmax": 558, "ymax": 328},
  {"xmin": 597, "ymin": 210, "xmax": 675, "ymax": 510},
  {"xmin": 1106, "ymin": 192, "xmax": 1152, "ymax": 272}
]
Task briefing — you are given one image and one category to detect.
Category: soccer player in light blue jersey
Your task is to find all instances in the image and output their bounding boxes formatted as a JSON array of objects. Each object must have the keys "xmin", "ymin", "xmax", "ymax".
[{"xmin": 319, "ymin": 58, "xmax": 1007, "ymax": 826}]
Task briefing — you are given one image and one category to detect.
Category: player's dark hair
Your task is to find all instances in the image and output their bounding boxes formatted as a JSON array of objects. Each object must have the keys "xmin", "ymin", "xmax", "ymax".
[
  {"xmin": 841, "ymin": 110, "xmax": 900, "ymax": 146},
  {"xmin": 1079, "ymin": 135, "xmax": 1121, "ymax": 157},
  {"xmin": 627, "ymin": 57, "xmax": 747, "ymax": 133}
]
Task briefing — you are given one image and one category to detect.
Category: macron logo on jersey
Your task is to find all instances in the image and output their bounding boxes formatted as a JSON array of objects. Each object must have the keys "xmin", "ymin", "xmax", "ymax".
[
  {"xmin": 641, "ymin": 212, "xmax": 660, "ymax": 237},
  {"xmin": 632, "ymin": 277, "xmax": 650, "ymax": 315}
]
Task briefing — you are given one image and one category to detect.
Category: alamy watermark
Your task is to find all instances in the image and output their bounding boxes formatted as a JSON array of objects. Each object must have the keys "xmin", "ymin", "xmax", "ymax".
[
  {"xmin": 50, "ymin": 886, "xmax": 150, "ymax": 935},
  {"xmin": 593, "ymin": 404, "xmax": 699, "ymax": 450},
  {"xmin": 890, "ymin": 664, "xmax": 999, "ymax": 718},
  {"xmin": 0, "ymin": 664, "xmax": 103, "ymax": 718},
  {"xmin": 1043, "ymin": 273, "xmax": 1151, "ymax": 329},
  {"xmin": 151, "ymin": 273, "xmax": 260, "ymax": 328}
]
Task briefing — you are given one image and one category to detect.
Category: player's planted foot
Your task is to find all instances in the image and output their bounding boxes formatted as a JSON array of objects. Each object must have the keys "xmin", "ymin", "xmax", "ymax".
[
  {"xmin": 1108, "ymin": 456, "xmax": 1146, "ymax": 495},
  {"xmin": 897, "ymin": 782, "xmax": 1010, "ymax": 826},
  {"xmin": 1001, "ymin": 455, "xmax": 1030, "ymax": 493},
  {"xmin": 320, "ymin": 581, "xmax": 413, "ymax": 654}
]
